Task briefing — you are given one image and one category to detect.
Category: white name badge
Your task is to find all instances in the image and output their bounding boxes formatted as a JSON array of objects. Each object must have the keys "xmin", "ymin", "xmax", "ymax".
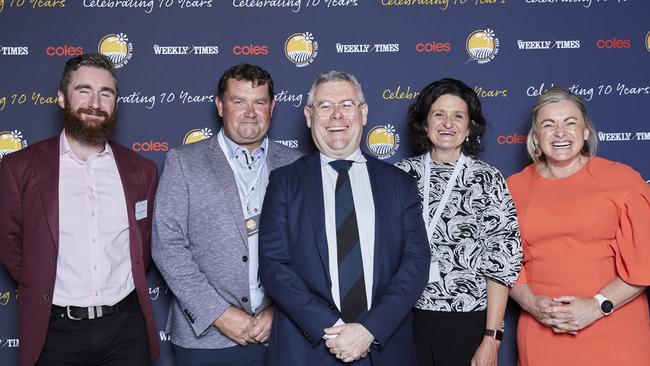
[
  {"xmin": 428, "ymin": 260, "xmax": 441, "ymax": 283},
  {"xmin": 135, "ymin": 200, "xmax": 148, "ymax": 221}
]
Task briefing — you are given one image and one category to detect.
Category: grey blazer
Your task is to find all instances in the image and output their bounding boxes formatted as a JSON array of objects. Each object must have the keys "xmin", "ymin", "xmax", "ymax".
[{"xmin": 152, "ymin": 134, "xmax": 302, "ymax": 349}]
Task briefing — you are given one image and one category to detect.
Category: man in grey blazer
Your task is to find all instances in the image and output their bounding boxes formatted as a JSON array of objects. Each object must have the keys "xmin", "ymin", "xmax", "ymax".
[{"xmin": 152, "ymin": 64, "xmax": 302, "ymax": 365}]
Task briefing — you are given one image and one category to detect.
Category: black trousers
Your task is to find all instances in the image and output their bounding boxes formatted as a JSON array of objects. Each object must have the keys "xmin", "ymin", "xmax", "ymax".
[
  {"xmin": 413, "ymin": 308, "xmax": 486, "ymax": 366},
  {"xmin": 36, "ymin": 297, "xmax": 149, "ymax": 366},
  {"xmin": 172, "ymin": 343, "xmax": 267, "ymax": 366}
]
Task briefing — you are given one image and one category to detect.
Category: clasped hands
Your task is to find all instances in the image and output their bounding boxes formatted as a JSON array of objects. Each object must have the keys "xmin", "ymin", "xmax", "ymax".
[
  {"xmin": 324, "ymin": 323, "xmax": 374, "ymax": 363},
  {"xmin": 214, "ymin": 306, "xmax": 273, "ymax": 346},
  {"xmin": 528, "ymin": 294, "xmax": 602, "ymax": 335}
]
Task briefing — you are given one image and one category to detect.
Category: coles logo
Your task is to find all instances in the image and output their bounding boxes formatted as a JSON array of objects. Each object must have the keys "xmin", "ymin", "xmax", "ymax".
[
  {"xmin": 466, "ymin": 29, "xmax": 500, "ymax": 64},
  {"xmin": 497, "ymin": 133, "xmax": 527, "ymax": 145},
  {"xmin": 285, "ymin": 32, "xmax": 318, "ymax": 68},
  {"xmin": 366, "ymin": 124, "xmax": 400, "ymax": 159},
  {"xmin": 595, "ymin": 38, "xmax": 631, "ymax": 49},
  {"xmin": 0, "ymin": 130, "xmax": 28, "ymax": 161},
  {"xmin": 416, "ymin": 41, "xmax": 451, "ymax": 53},
  {"xmin": 98, "ymin": 33, "xmax": 133, "ymax": 68},
  {"xmin": 183, "ymin": 128, "xmax": 213, "ymax": 145},
  {"xmin": 232, "ymin": 44, "xmax": 269, "ymax": 56},
  {"xmin": 132, "ymin": 141, "xmax": 169, "ymax": 152},
  {"xmin": 46, "ymin": 45, "xmax": 84, "ymax": 57}
]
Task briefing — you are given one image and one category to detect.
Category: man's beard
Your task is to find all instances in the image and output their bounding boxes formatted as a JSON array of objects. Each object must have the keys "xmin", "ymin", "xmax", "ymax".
[{"xmin": 62, "ymin": 103, "xmax": 117, "ymax": 146}]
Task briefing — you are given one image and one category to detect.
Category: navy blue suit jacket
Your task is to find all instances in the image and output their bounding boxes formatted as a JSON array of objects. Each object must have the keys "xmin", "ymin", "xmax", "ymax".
[{"xmin": 259, "ymin": 152, "xmax": 430, "ymax": 366}]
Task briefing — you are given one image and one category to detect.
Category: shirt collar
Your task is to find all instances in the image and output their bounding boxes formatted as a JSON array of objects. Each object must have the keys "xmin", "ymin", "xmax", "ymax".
[
  {"xmin": 319, "ymin": 148, "xmax": 367, "ymax": 167},
  {"xmin": 219, "ymin": 129, "xmax": 268, "ymax": 160},
  {"xmin": 59, "ymin": 130, "xmax": 113, "ymax": 159}
]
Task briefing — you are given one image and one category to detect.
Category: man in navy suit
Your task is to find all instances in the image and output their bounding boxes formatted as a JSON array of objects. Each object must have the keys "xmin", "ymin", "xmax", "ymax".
[{"xmin": 259, "ymin": 70, "xmax": 430, "ymax": 365}]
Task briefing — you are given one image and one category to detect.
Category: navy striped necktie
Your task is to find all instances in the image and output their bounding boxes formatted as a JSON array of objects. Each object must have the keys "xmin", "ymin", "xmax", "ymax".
[{"xmin": 329, "ymin": 160, "xmax": 367, "ymax": 323}]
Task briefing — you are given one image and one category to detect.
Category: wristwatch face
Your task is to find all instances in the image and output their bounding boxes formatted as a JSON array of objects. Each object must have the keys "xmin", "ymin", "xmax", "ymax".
[{"xmin": 601, "ymin": 300, "xmax": 614, "ymax": 314}]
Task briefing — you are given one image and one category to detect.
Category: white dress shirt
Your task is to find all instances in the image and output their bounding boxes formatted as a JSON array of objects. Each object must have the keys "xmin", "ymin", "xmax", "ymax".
[
  {"xmin": 54, "ymin": 131, "xmax": 133, "ymax": 307},
  {"xmin": 217, "ymin": 130, "xmax": 269, "ymax": 313},
  {"xmin": 320, "ymin": 148, "xmax": 375, "ymax": 314}
]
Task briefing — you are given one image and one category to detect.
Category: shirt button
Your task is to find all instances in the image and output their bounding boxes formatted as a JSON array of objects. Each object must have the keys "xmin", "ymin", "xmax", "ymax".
[
  {"xmin": 92, "ymin": 238, "xmax": 96, "ymax": 243},
  {"xmin": 50, "ymin": 257, "xmax": 56, "ymax": 264},
  {"xmin": 242, "ymin": 256, "xmax": 248, "ymax": 263},
  {"xmin": 254, "ymin": 208, "xmax": 258, "ymax": 213},
  {"xmin": 242, "ymin": 297, "xmax": 248, "ymax": 303},
  {"xmin": 43, "ymin": 294, "xmax": 50, "ymax": 301}
]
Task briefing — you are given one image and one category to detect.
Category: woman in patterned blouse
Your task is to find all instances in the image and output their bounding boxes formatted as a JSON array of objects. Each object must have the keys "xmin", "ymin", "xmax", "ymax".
[{"xmin": 395, "ymin": 78, "xmax": 523, "ymax": 366}]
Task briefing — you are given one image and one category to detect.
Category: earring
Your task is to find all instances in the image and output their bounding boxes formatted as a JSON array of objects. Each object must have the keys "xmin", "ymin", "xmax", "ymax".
[{"xmin": 533, "ymin": 141, "xmax": 542, "ymax": 158}]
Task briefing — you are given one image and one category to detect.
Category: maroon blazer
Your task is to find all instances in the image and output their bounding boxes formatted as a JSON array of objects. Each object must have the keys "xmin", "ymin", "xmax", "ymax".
[{"xmin": 0, "ymin": 135, "xmax": 160, "ymax": 366}]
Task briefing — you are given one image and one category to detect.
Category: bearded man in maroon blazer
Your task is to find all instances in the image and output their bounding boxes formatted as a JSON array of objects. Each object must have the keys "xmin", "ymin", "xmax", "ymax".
[{"xmin": 0, "ymin": 53, "xmax": 160, "ymax": 366}]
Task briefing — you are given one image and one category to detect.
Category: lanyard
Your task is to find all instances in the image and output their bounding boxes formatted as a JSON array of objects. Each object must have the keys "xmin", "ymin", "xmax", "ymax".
[
  {"xmin": 217, "ymin": 132, "xmax": 268, "ymax": 217},
  {"xmin": 422, "ymin": 153, "xmax": 466, "ymax": 242}
]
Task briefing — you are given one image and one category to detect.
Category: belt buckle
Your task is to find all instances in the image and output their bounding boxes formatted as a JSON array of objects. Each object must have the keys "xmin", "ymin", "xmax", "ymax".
[{"xmin": 65, "ymin": 306, "xmax": 83, "ymax": 321}]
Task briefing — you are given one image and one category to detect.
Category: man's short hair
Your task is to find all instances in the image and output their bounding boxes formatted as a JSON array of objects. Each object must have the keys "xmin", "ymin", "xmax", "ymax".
[
  {"xmin": 216, "ymin": 64, "xmax": 274, "ymax": 100},
  {"xmin": 59, "ymin": 53, "xmax": 118, "ymax": 94},
  {"xmin": 306, "ymin": 70, "xmax": 365, "ymax": 106}
]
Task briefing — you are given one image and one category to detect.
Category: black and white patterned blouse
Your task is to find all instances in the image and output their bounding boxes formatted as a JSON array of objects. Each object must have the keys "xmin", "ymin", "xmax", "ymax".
[{"xmin": 395, "ymin": 154, "xmax": 522, "ymax": 312}]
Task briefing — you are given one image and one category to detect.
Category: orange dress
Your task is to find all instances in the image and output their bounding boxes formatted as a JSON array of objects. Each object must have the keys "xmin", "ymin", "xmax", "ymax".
[{"xmin": 507, "ymin": 157, "xmax": 650, "ymax": 366}]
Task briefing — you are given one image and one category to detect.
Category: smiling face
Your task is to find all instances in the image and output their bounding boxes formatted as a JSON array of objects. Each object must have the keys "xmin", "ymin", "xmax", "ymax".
[
  {"xmin": 305, "ymin": 80, "xmax": 368, "ymax": 159},
  {"xmin": 57, "ymin": 66, "xmax": 118, "ymax": 145},
  {"xmin": 426, "ymin": 94, "xmax": 470, "ymax": 162},
  {"xmin": 533, "ymin": 99, "xmax": 589, "ymax": 167},
  {"xmin": 216, "ymin": 78, "xmax": 275, "ymax": 152}
]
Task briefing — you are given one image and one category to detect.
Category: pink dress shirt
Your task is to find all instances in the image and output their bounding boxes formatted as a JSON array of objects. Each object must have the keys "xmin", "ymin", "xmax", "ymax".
[{"xmin": 53, "ymin": 132, "xmax": 134, "ymax": 307}]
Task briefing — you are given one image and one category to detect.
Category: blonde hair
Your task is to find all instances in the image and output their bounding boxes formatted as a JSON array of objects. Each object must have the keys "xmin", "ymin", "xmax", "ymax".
[{"xmin": 526, "ymin": 86, "xmax": 598, "ymax": 163}]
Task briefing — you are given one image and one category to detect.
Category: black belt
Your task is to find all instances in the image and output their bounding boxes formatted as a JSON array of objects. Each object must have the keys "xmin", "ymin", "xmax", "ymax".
[{"xmin": 51, "ymin": 291, "xmax": 138, "ymax": 320}]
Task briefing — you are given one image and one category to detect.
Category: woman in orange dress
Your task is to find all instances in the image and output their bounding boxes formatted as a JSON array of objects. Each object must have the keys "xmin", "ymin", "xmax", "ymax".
[{"xmin": 507, "ymin": 86, "xmax": 650, "ymax": 365}]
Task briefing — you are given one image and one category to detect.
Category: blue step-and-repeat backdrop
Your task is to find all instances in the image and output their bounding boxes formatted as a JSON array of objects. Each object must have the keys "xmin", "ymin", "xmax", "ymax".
[{"xmin": 1, "ymin": 1, "xmax": 649, "ymax": 365}]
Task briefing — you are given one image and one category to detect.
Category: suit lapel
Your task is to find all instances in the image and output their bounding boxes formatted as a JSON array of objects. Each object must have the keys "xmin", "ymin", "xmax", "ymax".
[
  {"xmin": 111, "ymin": 142, "xmax": 143, "ymax": 258},
  {"xmin": 207, "ymin": 136, "xmax": 248, "ymax": 248},
  {"xmin": 298, "ymin": 153, "xmax": 332, "ymax": 285},
  {"xmin": 266, "ymin": 141, "xmax": 282, "ymax": 171},
  {"xmin": 364, "ymin": 154, "xmax": 386, "ymax": 301},
  {"xmin": 34, "ymin": 137, "xmax": 61, "ymax": 250}
]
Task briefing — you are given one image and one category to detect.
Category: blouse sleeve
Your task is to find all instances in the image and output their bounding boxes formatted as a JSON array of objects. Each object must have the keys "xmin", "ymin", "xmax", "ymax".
[
  {"xmin": 613, "ymin": 184, "xmax": 650, "ymax": 285},
  {"xmin": 478, "ymin": 170, "xmax": 523, "ymax": 287}
]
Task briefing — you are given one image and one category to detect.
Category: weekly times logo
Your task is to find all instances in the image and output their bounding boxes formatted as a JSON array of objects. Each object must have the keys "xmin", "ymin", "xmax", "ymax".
[
  {"xmin": 183, "ymin": 128, "xmax": 213, "ymax": 145},
  {"xmin": 366, "ymin": 124, "xmax": 400, "ymax": 160},
  {"xmin": 0, "ymin": 130, "xmax": 28, "ymax": 161},
  {"xmin": 466, "ymin": 29, "xmax": 499, "ymax": 64},
  {"xmin": 285, "ymin": 32, "xmax": 318, "ymax": 67},
  {"xmin": 98, "ymin": 33, "xmax": 133, "ymax": 68}
]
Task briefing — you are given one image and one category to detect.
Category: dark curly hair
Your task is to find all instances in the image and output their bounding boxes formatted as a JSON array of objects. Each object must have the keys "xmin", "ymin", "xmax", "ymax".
[
  {"xmin": 216, "ymin": 64, "xmax": 274, "ymax": 100},
  {"xmin": 408, "ymin": 78, "xmax": 485, "ymax": 158}
]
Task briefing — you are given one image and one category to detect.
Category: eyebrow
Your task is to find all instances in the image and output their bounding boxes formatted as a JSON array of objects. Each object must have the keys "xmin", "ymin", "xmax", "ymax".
[
  {"xmin": 431, "ymin": 108, "xmax": 467, "ymax": 114},
  {"xmin": 539, "ymin": 116, "xmax": 578, "ymax": 124},
  {"xmin": 74, "ymin": 84, "xmax": 116, "ymax": 95},
  {"xmin": 230, "ymin": 94, "xmax": 269, "ymax": 102}
]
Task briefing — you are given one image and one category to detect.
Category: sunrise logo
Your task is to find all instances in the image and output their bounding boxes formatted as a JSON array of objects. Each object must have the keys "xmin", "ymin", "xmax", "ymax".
[
  {"xmin": 98, "ymin": 33, "xmax": 133, "ymax": 68},
  {"xmin": 466, "ymin": 29, "xmax": 500, "ymax": 64},
  {"xmin": 183, "ymin": 128, "xmax": 213, "ymax": 145},
  {"xmin": 0, "ymin": 130, "xmax": 28, "ymax": 161},
  {"xmin": 285, "ymin": 32, "xmax": 318, "ymax": 68},
  {"xmin": 366, "ymin": 124, "xmax": 400, "ymax": 160}
]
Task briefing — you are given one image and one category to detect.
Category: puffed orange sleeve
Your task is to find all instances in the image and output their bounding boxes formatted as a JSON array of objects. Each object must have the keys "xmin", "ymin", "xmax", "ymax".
[
  {"xmin": 515, "ymin": 264, "xmax": 528, "ymax": 285},
  {"xmin": 613, "ymin": 184, "xmax": 650, "ymax": 285}
]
